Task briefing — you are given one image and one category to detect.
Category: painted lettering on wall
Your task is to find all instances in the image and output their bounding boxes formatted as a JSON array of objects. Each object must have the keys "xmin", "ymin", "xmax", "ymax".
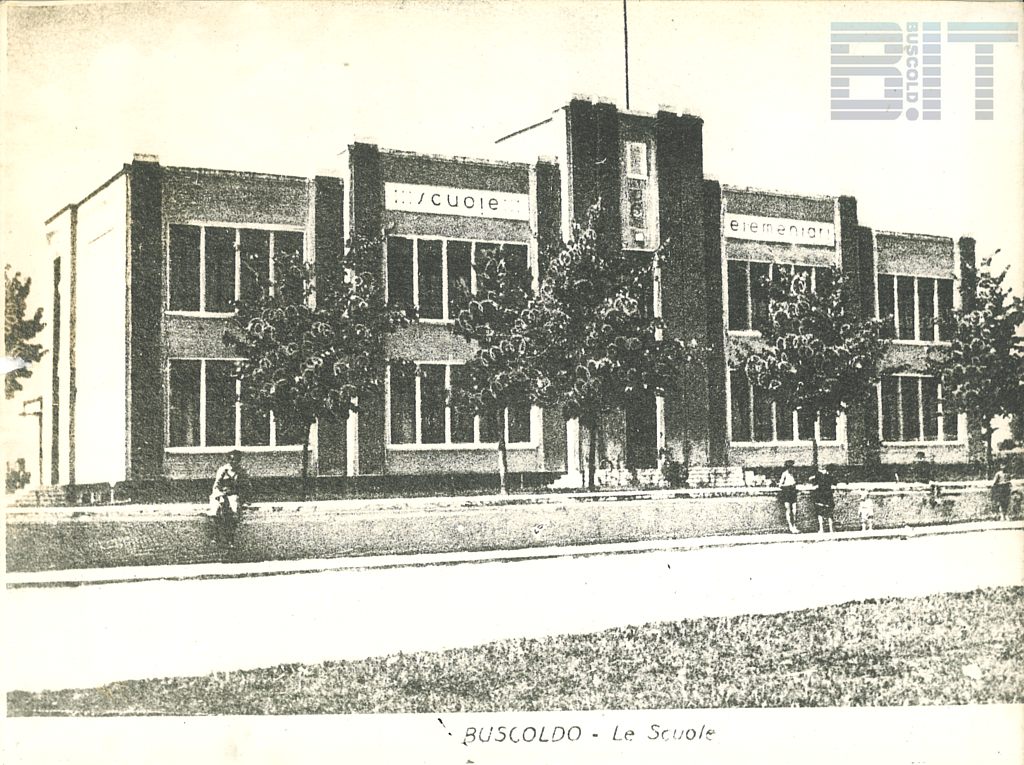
[
  {"xmin": 385, "ymin": 183, "xmax": 530, "ymax": 221},
  {"xmin": 724, "ymin": 213, "xmax": 836, "ymax": 247}
]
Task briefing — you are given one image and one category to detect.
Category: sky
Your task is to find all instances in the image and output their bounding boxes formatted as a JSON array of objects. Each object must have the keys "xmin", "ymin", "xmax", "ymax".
[{"xmin": 2, "ymin": 0, "xmax": 1022, "ymax": 459}]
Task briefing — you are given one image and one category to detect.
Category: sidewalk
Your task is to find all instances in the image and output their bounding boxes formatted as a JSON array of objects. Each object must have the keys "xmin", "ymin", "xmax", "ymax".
[{"xmin": 8, "ymin": 518, "xmax": 1023, "ymax": 588}]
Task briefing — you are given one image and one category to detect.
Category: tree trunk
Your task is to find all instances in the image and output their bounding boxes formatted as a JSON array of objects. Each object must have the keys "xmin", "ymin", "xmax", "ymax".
[
  {"xmin": 497, "ymin": 411, "xmax": 509, "ymax": 495},
  {"xmin": 301, "ymin": 422, "xmax": 312, "ymax": 502},
  {"xmin": 985, "ymin": 425, "xmax": 995, "ymax": 478},
  {"xmin": 812, "ymin": 413, "xmax": 820, "ymax": 470},
  {"xmin": 586, "ymin": 418, "xmax": 598, "ymax": 491}
]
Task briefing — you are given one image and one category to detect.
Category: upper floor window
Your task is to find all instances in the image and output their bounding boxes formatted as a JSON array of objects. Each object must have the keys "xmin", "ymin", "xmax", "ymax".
[
  {"xmin": 168, "ymin": 224, "xmax": 304, "ymax": 313},
  {"xmin": 386, "ymin": 237, "xmax": 529, "ymax": 321},
  {"xmin": 167, "ymin": 358, "xmax": 305, "ymax": 449},
  {"xmin": 727, "ymin": 262, "xmax": 833, "ymax": 332},
  {"xmin": 388, "ymin": 362, "xmax": 532, "ymax": 446},
  {"xmin": 877, "ymin": 274, "xmax": 954, "ymax": 342}
]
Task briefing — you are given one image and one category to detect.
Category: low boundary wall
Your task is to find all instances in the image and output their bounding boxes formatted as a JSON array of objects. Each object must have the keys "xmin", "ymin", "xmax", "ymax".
[{"xmin": 6, "ymin": 484, "xmax": 1016, "ymax": 573}]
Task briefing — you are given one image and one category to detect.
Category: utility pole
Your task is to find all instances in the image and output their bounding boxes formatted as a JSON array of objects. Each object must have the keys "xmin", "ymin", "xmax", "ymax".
[
  {"xmin": 20, "ymin": 396, "xmax": 43, "ymax": 487},
  {"xmin": 623, "ymin": 0, "xmax": 631, "ymax": 110}
]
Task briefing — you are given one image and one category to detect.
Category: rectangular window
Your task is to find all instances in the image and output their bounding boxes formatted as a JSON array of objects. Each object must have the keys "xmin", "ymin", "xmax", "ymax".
[
  {"xmin": 776, "ymin": 401, "xmax": 795, "ymax": 441},
  {"xmin": 750, "ymin": 262, "xmax": 771, "ymax": 332},
  {"xmin": 752, "ymin": 387, "xmax": 773, "ymax": 442},
  {"xmin": 419, "ymin": 364, "xmax": 447, "ymax": 443},
  {"xmin": 877, "ymin": 274, "xmax": 896, "ymax": 339},
  {"xmin": 417, "ymin": 240, "xmax": 444, "ymax": 320},
  {"xmin": 169, "ymin": 225, "xmax": 201, "ymax": 311},
  {"xmin": 797, "ymin": 408, "xmax": 816, "ymax": 441},
  {"xmin": 389, "ymin": 367, "xmax": 416, "ymax": 445},
  {"xmin": 820, "ymin": 409, "xmax": 838, "ymax": 441},
  {"xmin": 881, "ymin": 376, "xmax": 900, "ymax": 442},
  {"xmin": 387, "ymin": 237, "xmax": 531, "ymax": 320},
  {"xmin": 169, "ymin": 359, "xmax": 297, "ymax": 449},
  {"xmin": 879, "ymin": 375, "xmax": 952, "ymax": 442},
  {"xmin": 274, "ymin": 410, "xmax": 307, "ymax": 447},
  {"xmin": 897, "ymin": 276, "xmax": 916, "ymax": 340},
  {"xmin": 729, "ymin": 370, "xmax": 751, "ymax": 442},
  {"xmin": 921, "ymin": 377, "xmax": 939, "ymax": 440},
  {"xmin": 168, "ymin": 360, "xmax": 201, "ymax": 446},
  {"xmin": 274, "ymin": 230, "xmax": 305, "ymax": 305},
  {"xmin": 622, "ymin": 140, "xmax": 652, "ymax": 248},
  {"xmin": 388, "ymin": 362, "xmax": 532, "ymax": 446},
  {"xmin": 447, "ymin": 240, "xmax": 473, "ymax": 319},
  {"xmin": 387, "ymin": 237, "xmax": 415, "ymax": 311},
  {"xmin": 937, "ymin": 279, "xmax": 954, "ymax": 341},
  {"xmin": 917, "ymin": 277, "xmax": 935, "ymax": 342},
  {"xmin": 880, "ymin": 273, "xmax": 953, "ymax": 342},
  {"xmin": 169, "ymin": 225, "xmax": 303, "ymax": 313},
  {"xmin": 727, "ymin": 261, "xmax": 749, "ymax": 331}
]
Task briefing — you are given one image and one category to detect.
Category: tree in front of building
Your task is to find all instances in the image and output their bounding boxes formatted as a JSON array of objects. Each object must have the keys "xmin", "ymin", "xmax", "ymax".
[
  {"xmin": 5, "ymin": 266, "xmax": 47, "ymax": 399},
  {"xmin": 521, "ymin": 203, "xmax": 704, "ymax": 490},
  {"xmin": 741, "ymin": 267, "xmax": 886, "ymax": 470},
  {"xmin": 227, "ymin": 235, "xmax": 410, "ymax": 499},
  {"xmin": 927, "ymin": 257, "xmax": 1024, "ymax": 475},
  {"xmin": 452, "ymin": 245, "xmax": 537, "ymax": 495}
]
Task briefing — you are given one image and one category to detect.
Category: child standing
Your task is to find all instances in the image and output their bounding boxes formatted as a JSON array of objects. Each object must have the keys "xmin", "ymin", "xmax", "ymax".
[{"xmin": 779, "ymin": 459, "xmax": 799, "ymax": 533}]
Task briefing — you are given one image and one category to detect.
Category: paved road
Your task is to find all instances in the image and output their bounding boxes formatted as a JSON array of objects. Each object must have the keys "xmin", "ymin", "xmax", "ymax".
[{"xmin": 5, "ymin": 524, "xmax": 1023, "ymax": 692}]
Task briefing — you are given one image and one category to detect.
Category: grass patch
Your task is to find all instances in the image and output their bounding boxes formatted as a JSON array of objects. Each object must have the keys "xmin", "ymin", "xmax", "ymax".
[{"xmin": 9, "ymin": 587, "xmax": 1023, "ymax": 715}]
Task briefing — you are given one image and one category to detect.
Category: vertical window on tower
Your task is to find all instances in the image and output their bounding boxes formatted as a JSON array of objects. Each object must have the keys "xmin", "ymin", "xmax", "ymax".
[
  {"xmin": 386, "ymin": 237, "xmax": 415, "ymax": 311},
  {"xmin": 623, "ymin": 140, "xmax": 651, "ymax": 248}
]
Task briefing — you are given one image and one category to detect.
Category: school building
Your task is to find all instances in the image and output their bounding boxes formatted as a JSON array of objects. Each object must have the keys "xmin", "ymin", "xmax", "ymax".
[{"xmin": 41, "ymin": 98, "xmax": 979, "ymax": 494}]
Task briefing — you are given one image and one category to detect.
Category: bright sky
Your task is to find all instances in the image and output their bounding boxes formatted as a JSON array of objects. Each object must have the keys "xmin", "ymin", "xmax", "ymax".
[{"xmin": 2, "ymin": 0, "xmax": 1022, "ymax": 457}]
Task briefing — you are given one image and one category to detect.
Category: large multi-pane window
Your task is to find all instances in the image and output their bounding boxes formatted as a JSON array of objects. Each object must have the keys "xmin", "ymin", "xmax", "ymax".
[
  {"xmin": 167, "ymin": 359, "xmax": 304, "ymax": 448},
  {"xmin": 729, "ymin": 369, "xmax": 837, "ymax": 443},
  {"xmin": 388, "ymin": 362, "xmax": 532, "ymax": 446},
  {"xmin": 727, "ymin": 262, "xmax": 833, "ymax": 332},
  {"xmin": 876, "ymin": 274, "xmax": 954, "ymax": 341},
  {"xmin": 386, "ymin": 237, "xmax": 529, "ymax": 321},
  {"xmin": 168, "ymin": 224, "xmax": 304, "ymax": 313},
  {"xmin": 879, "ymin": 374, "xmax": 959, "ymax": 442}
]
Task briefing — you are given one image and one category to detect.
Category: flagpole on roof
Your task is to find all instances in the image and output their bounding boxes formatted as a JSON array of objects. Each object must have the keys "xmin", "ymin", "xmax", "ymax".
[{"xmin": 623, "ymin": 0, "xmax": 631, "ymax": 110}]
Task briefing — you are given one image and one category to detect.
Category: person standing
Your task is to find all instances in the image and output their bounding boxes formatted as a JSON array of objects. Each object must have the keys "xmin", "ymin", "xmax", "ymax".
[
  {"xmin": 811, "ymin": 465, "xmax": 837, "ymax": 533},
  {"xmin": 209, "ymin": 450, "xmax": 245, "ymax": 517},
  {"xmin": 779, "ymin": 459, "xmax": 799, "ymax": 533},
  {"xmin": 991, "ymin": 462, "xmax": 1012, "ymax": 521}
]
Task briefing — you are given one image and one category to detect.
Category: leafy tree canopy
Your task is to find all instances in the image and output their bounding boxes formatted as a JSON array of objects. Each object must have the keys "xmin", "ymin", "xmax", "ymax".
[{"xmin": 5, "ymin": 266, "xmax": 47, "ymax": 399}]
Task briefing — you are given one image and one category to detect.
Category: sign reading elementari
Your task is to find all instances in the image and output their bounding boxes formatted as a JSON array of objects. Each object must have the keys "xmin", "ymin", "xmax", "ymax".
[{"xmin": 725, "ymin": 214, "xmax": 836, "ymax": 246}]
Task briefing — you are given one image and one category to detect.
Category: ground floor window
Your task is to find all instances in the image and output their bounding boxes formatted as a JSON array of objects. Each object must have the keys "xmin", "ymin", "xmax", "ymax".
[
  {"xmin": 879, "ymin": 374, "xmax": 959, "ymax": 442},
  {"xmin": 388, "ymin": 362, "xmax": 532, "ymax": 446},
  {"xmin": 167, "ymin": 359, "xmax": 305, "ymax": 448},
  {"xmin": 729, "ymin": 369, "xmax": 837, "ymax": 443}
]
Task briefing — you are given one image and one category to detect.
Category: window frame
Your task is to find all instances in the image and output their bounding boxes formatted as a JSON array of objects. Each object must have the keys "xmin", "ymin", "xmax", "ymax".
[
  {"xmin": 727, "ymin": 368, "xmax": 840, "ymax": 446},
  {"xmin": 385, "ymin": 361, "xmax": 538, "ymax": 450},
  {"xmin": 726, "ymin": 260, "xmax": 831, "ymax": 335},
  {"xmin": 164, "ymin": 357, "xmax": 304, "ymax": 453},
  {"xmin": 875, "ymin": 272, "xmax": 955, "ymax": 346},
  {"xmin": 384, "ymin": 236, "xmax": 531, "ymax": 324},
  {"xmin": 876, "ymin": 373, "xmax": 962, "ymax": 444},
  {"xmin": 165, "ymin": 221, "xmax": 306, "ymax": 317}
]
